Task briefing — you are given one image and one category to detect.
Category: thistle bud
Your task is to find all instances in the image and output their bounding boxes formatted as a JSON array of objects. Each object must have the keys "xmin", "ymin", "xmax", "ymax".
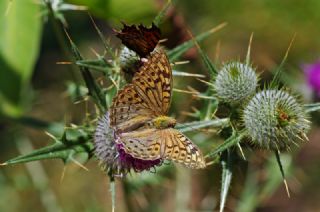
[
  {"xmin": 243, "ymin": 89, "xmax": 310, "ymax": 150},
  {"xmin": 214, "ymin": 62, "xmax": 258, "ymax": 103},
  {"xmin": 119, "ymin": 47, "xmax": 140, "ymax": 82}
]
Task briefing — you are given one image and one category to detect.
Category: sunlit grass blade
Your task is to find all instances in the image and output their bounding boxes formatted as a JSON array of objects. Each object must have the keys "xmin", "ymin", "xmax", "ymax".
[
  {"xmin": 167, "ymin": 22, "xmax": 227, "ymax": 62},
  {"xmin": 236, "ymin": 165, "xmax": 259, "ymax": 212},
  {"xmin": 219, "ymin": 150, "xmax": 233, "ymax": 212},
  {"xmin": 89, "ymin": 14, "xmax": 116, "ymax": 59},
  {"xmin": 153, "ymin": 0, "xmax": 173, "ymax": 26},
  {"xmin": 304, "ymin": 102, "xmax": 320, "ymax": 113},
  {"xmin": 176, "ymin": 118, "xmax": 229, "ymax": 133},
  {"xmin": 187, "ymin": 30, "xmax": 218, "ymax": 77},
  {"xmin": 245, "ymin": 33, "xmax": 254, "ymax": 65},
  {"xmin": 270, "ymin": 34, "xmax": 296, "ymax": 88},
  {"xmin": 172, "ymin": 70, "xmax": 206, "ymax": 78},
  {"xmin": 65, "ymin": 30, "xmax": 107, "ymax": 112}
]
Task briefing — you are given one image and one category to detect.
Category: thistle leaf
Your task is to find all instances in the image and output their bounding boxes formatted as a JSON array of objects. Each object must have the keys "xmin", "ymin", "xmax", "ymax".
[
  {"xmin": 176, "ymin": 118, "xmax": 229, "ymax": 133},
  {"xmin": 270, "ymin": 34, "xmax": 296, "ymax": 88},
  {"xmin": 172, "ymin": 70, "xmax": 206, "ymax": 78},
  {"xmin": 167, "ymin": 22, "xmax": 227, "ymax": 62},
  {"xmin": 260, "ymin": 154, "xmax": 292, "ymax": 200},
  {"xmin": 89, "ymin": 15, "xmax": 116, "ymax": 59},
  {"xmin": 274, "ymin": 151, "xmax": 290, "ymax": 197},
  {"xmin": 65, "ymin": 31, "xmax": 107, "ymax": 112},
  {"xmin": 206, "ymin": 130, "xmax": 246, "ymax": 159},
  {"xmin": 188, "ymin": 30, "xmax": 218, "ymax": 77},
  {"xmin": 2, "ymin": 140, "xmax": 93, "ymax": 166},
  {"xmin": 2, "ymin": 129, "xmax": 94, "ymax": 166},
  {"xmin": 219, "ymin": 150, "xmax": 233, "ymax": 212},
  {"xmin": 153, "ymin": 0, "xmax": 173, "ymax": 26},
  {"xmin": 304, "ymin": 102, "xmax": 320, "ymax": 113},
  {"xmin": 76, "ymin": 58, "xmax": 112, "ymax": 74}
]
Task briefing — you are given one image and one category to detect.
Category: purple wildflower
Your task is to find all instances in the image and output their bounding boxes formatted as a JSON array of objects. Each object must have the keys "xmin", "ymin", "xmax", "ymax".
[
  {"xmin": 116, "ymin": 144, "xmax": 162, "ymax": 172},
  {"xmin": 94, "ymin": 112, "xmax": 162, "ymax": 177},
  {"xmin": 303, "ymin": 61, "xmax": 320, "ymax": 97}
]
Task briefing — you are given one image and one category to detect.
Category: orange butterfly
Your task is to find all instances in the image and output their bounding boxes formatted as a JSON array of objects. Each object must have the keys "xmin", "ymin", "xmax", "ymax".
[{"xmin": 109, "ymin": 48, "xmax": 206, "ymax": 169}]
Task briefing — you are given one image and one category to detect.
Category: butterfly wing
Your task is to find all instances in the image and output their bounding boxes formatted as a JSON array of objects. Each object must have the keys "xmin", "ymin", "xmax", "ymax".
[
  {"xmin": 132, "ymin": 48, "xmax": 172, "ymax": 115},
  {"xmin": 115, "ymin": 23, "xmax": 161, "ymax": 58},
  {"xmin": 110, "ymin": 48, "xmax": 172, "ymax": 131},
  {"xmin": 110, "ymin": 84, "xmax": 156, "ymax": 133},
  {"xmin": 162, "ymin": 129, "xmax": 206, "ymax": 169},
  {"xmin": 119, "ymin": 128, "xmax": 206, "ymax": 169}
]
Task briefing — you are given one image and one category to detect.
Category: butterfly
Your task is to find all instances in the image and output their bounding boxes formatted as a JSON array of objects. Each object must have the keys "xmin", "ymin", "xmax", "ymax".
[
  {"xmin": 109, "ymin": 48, "xmax": 206, "ymax": 169},
  {"xmin": 115, "ymin": 23, "xmax": 161, "ymax": 58}
]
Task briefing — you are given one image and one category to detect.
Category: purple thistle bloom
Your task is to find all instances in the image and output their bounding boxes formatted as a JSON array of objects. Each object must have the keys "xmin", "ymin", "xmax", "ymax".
[
  {"xmin": 303, "ymin": 61, "xmax": 320, "ymax": 97},
  {"xmin": 116, "ymin": 144, "xmax": 162, "ymax": 172},
  {"xmin": 94, "ymin": 112, "xmax": 162, "ymax": 177}
]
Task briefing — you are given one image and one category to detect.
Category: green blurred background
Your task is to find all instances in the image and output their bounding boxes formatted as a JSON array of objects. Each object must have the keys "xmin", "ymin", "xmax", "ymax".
[{"xmin": 1, "ymin": 0, "xmax": 320, "ymax": 211}]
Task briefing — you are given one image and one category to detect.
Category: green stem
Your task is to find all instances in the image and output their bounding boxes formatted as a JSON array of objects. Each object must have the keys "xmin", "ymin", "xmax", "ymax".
[{"xmin": 46, "ymin": 1, "xmax": 80, "ymax": 82}]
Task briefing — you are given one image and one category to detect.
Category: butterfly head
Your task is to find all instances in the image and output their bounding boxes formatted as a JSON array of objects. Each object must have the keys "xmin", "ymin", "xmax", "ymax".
[{"xmin": 152, "ymin": 116, "xmax": 176, "ymax": 129}]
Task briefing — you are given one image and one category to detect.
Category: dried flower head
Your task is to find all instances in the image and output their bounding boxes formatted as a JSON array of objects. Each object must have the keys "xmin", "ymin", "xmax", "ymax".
[
  {"xmin": 94, "ymin": 112, "xmax": 162, "ymax": 177},
  {"xmin": 214, "ymin": 62, "xmax": 258, "ymax": 103},
  {"xmin": 243, "ymin": 89, "xmax": 310, "ymax": 150}
]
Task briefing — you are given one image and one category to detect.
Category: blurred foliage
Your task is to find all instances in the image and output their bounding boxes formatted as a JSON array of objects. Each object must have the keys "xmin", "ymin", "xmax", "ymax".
[
  {"xmin": 1, "ymin": 0, "xmax": 320, "ymax": 212},
  {"xmin": 67, "ymin": 0, "xmax": 157, "ymax": 24},
  {"xmin": 0, "ymin": 0, "xmax": 42, "ymax": 117}
]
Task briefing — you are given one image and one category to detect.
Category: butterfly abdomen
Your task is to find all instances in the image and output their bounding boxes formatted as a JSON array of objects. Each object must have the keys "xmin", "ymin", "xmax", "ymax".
[{"xmin": 152, "ymin": 116, "xmax": 176, "ymax": 129}]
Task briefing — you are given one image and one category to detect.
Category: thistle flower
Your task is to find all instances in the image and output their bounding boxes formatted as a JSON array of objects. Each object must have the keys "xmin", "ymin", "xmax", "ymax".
[
  {"xmin": 243, "ymin": 89, "xmax": 310, "ymax": 150},
  {"xmin": 94, "ymin": 112, "xmax": 162, "ymax": 176},
  {"xmin": 303, "ymin": 61, "xmax": 320, "ymax": 97},
  {"xmin": 214, "ymin": 62, "xmax": 258, "ymax": 103}
]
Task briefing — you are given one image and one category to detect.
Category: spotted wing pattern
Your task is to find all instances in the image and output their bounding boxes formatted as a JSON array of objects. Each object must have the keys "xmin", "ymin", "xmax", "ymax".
[
  {"xmin": 110, "ymin": 47, "xmax": 206, "ymax": 169},
  {"xmin": 132, "ymin": 48, "xmax": 172, "ymax": 115},
  {"xmin": 109, "ymin": 84, "xmax": 155, "ymax": 133},
  {"xmin": 110, "ymin": 48, "xmax": 172, "ymax": 130},
  {"xmin": 115, "ymin": 23, "xmax": 161, "ymax": 58},
  {"xmin": 119, "ymin": 128, "xmax": 206, "ymax": 169}
]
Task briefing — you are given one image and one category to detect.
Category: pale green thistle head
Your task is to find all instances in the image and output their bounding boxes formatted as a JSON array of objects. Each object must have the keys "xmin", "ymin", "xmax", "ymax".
[
  {"xmin": 214, "ymin": 62, "xmax": 258, "ymax": 103},
  {"xmin": 243, "ymin": 89, "xmax": 310, "ymax": 150}
]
